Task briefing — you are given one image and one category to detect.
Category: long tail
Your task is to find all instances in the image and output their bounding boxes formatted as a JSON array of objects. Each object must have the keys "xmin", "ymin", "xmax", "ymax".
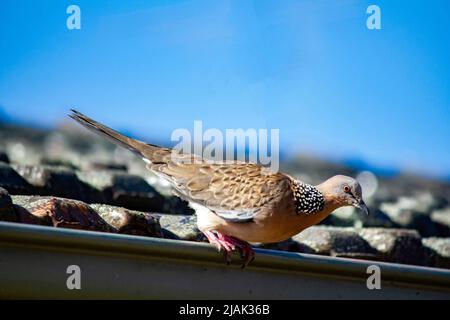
[{"xmin": 69, "ymin": 109, "xmax": 168, "ymax": 163}]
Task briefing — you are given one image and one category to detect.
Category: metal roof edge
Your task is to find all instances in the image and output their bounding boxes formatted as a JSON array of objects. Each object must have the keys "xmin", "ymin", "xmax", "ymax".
[{"xmin": 1, "ymin": 221, "xmax": 450, "ymax": 292}]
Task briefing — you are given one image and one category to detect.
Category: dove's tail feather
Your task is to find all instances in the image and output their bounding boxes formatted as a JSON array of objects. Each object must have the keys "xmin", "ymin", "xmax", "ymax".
[{"xmin": 69, "ymin": 109, "xmax": 166, "ymax": 163}]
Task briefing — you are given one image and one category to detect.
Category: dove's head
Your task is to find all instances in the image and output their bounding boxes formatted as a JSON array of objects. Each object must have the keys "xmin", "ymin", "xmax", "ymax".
[{"xmin": 317, "ymin": 175, "xmax": 369, "ymax": 215}]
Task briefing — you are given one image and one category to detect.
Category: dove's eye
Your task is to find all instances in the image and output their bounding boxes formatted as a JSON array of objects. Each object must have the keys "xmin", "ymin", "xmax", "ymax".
[{"xmin": 343, "ymin": 185, "xmax": 351, "ymax": 193}]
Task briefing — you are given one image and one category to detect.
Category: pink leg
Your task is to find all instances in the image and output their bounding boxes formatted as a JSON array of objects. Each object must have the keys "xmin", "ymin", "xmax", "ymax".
[
  {"xmin": 203, "ymin": 230, "xmax": 255, "ymax": 267},
  {"xmin": 204, "ymin": 230, "xmax": 235, "ymax": 264},
  {"xmin": 204, "ymin": 230, "xmax": 234, "ymax": 252}
]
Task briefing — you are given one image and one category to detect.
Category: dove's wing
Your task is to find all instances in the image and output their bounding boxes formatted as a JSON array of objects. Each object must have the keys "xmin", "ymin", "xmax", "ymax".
[
  {"xmin": 70, "ymin": 110, "xmax": 293, "ymax": 222},
  {"xmin": 150, "ymin": 161, "xmax": 293, "ymax": 222}
]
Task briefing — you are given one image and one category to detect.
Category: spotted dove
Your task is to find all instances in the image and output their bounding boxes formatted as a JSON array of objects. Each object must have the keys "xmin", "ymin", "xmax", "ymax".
[{"xmin": 69, "ymin": 110, "xmax": 369, "ymax": 266}]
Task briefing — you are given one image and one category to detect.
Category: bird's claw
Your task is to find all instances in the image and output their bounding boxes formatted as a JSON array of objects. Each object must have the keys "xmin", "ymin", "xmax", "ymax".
[{"xmin": 203, "ymin": 230, "xmax": 255, "ymax": 267}]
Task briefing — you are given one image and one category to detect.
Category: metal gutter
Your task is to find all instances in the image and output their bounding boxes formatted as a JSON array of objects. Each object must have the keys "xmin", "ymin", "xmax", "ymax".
[{"xmin": 0, "ymin": 221, "xmax": 449, "ymax": 299}]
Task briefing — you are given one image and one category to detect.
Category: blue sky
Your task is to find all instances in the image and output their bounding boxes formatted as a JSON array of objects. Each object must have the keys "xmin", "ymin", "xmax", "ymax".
[{"xmin": 0, "ymin": 0, "xmax": 449, "ymax": 178}]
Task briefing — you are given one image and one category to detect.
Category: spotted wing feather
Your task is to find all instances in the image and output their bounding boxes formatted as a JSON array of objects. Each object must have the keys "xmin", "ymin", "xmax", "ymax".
[{"xmin": 151, "ymin": 161, "xmax": 293, "ymax": 222}]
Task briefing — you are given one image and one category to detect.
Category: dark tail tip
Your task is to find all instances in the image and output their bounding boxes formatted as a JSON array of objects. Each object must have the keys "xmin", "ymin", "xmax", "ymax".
[{"xmin": 69, "ymin": 108, "xmax": 81, "ymax": 116}]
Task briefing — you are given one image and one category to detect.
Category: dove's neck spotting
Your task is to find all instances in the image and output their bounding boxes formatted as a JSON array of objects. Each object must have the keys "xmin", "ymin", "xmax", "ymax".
[{"xmin": 291, "ymin": 181, "xmax": 325, "ymax": 215}]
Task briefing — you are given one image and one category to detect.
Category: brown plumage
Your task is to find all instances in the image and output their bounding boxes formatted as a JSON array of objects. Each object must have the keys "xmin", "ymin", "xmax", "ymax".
[{"xmin": 69, "ymin": 110, "xmax": 369, "ymax": 266}]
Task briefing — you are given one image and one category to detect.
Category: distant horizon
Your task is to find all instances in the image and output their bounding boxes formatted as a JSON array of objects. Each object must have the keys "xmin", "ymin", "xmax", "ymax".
[
  {"xmin": 2, "ymin": 107, "xmax": 448, "ymax": 182},
  {"xmin": 1, "ymin": 1, "xmax": 449, "ymax": 180}
]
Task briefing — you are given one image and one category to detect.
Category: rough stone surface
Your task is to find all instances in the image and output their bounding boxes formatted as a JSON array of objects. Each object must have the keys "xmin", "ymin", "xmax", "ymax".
[
  {"xmin": 422, "ymin": 238, "xmax": 450, "ymax": 269},
  {"xmin": 39, "ymin": 157, "xmax": 79, "ymax": 170},
  {"xmin": 430, "ymin": 208, "xmax": 450, "ymax": 237},
  {"xmin": 11, "ymin": 195, "xmax": 113, "ymax": 232},
  {"xmin": 0, "ymin": 162, "xmax": 32, "ymax": 194},
  {"xmin": 85, "ymin": 161, "xmax": 128, "ymax": 172},
  {"xmin": 380, "ymin": 194, "xmax": 446, "ymax": 237},
  {"xmin": 321, "ymin": 207, "xmax": 360, "ymax": 227},
  {"xmin": 0, "ymin": 187, "xmax": 17, "ymax": 222},
  {"xmin": 77, "ymin": 170, "xmax": 167, "ymax": 211},
  {"xmin": 321, "ymin": 206, "xmax": 398, "ymax": 229},
  {"xmin": 0, "ymin": 151, "xmax": 10, "ymax": 164},
  {"xmin": 77, "ymin": 170, "xmax": 193, "ymax": 214},
  {"xmin": 292, "ymin": 226, "xmax": 378, "ymax": 260},
  {"xmin": 12, "ymin": 164, "xmax": 103, "ymax": 203},
  {"xmin": 359, "ymin": 228, "xmax": 426, "ymax": 266},
  {"xmin": 159, "ymin": 214, "xmax": 205, "ymax": 241},
  {"xmin": 161, "ymin": 196, "xmax": 195, "ymax": 216},
  {"xmin": 91, "ymin": 203, "xmax": 162, "ymax": 237}
]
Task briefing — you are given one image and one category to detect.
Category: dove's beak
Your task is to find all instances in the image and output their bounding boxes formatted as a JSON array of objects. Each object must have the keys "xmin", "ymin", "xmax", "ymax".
[{"xmin": 354, "ymin": 199, "xmax": 369, "ymax": 215}]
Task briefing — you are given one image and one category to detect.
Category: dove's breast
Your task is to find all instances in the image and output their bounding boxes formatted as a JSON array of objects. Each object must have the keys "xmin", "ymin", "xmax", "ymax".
[{"xmin": 194, "ymin": 193, "xmax": 333, "ymax": 243}]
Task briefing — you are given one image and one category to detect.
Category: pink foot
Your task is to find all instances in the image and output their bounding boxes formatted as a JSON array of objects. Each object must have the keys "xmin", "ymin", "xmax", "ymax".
[{"xmin": 203, "ymin": 230, "xmax": 255, "ymax": 267}]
